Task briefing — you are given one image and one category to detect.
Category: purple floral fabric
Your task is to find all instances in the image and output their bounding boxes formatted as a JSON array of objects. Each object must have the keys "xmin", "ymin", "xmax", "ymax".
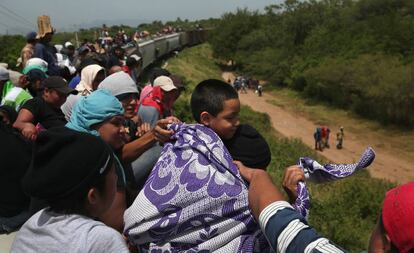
[
  {"xmin": 294, "ymin": 147, "xmax": 376, "ymax": 219},
  {"xmin": 124, "ymin": 123, "xmax": 269, "ymax": 253}
]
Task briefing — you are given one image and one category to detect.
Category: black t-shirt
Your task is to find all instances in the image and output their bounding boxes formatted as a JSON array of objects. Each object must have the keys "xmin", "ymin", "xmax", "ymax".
[
  {"xmin": 21, "ymin": 97, "xmax": 67, "ymax": 129},
  {"xmin": 0, "ymin": 123, "xmax": 31, "ymax": 217},
  {"xmin": 124, "ymin": 118, "xmax": 138, "ymax": 141}
]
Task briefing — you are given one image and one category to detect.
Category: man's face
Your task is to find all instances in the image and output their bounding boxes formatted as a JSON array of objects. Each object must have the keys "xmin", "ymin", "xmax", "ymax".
[
  {"xmin": 368, "ymin": 219, "xmax": 393, "ymax": 253},
  {"xmin": 115, "ymin": 49, "xmax": 124, "ymax": 58},
  {"xmin": 43, "ymin": 88, "xmax": 68, "ymax": 108},
  {"xmin": 120, "ymin": 94, "xmax": 138, "ymax": 119},
  {"xmin": 162, "ymin": 89, "xmax": 179, "ymax": 109},
  {"xmin": 203, "ymin": 98, "xmax": 240, "ymax": 140}
]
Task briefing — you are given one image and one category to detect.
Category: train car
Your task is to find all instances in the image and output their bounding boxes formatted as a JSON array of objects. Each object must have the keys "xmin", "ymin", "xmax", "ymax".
[
  {"xmin": 125, "ymin": 29, "xmax": 208, "ymax": 75},
  {"xmin": 186, "ymin": 30, "xmax": 195, "ymax": 46},
  {"xmin": 153, "ymin": 36, "xmax": 168, "ymax": 58},
  {"xmin": 200, "ymin": 29, "xmax": 209, "ymax": 42},
  {"xmin": 165, "ymin": 33, "xmax": 180, "ymax": 52},
  {"xmin": 123, "ymin": 42, "xmax": 141, "ymax": 60},
  {"xmin": 179, "ymin": 31, "xmax": 190, "ymax": 48},
  {"xmin": 138, "ymin": 39, "xmax": 156, "ymax": 69}
]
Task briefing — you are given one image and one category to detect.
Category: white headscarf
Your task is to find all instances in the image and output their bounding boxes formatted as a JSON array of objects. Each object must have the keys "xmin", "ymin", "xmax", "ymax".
[{"xmin": 75, "ymin": 64, "xmax": 104, "ymax": 96}]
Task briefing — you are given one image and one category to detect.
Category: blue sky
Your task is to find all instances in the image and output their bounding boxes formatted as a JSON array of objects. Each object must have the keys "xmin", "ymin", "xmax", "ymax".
[{"xmin": 0, "ymin": 0, "xmax": 282, "ymax": 34}]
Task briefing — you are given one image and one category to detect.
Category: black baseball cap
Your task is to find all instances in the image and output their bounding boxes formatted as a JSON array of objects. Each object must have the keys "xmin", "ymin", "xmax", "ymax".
[
  {"xmin": 27, "ymin": 69, "xmax": 47, "ymax": 82},
  {"xmin": 42, "ymin": 76, "xmax": 78, "ymax": 95}
]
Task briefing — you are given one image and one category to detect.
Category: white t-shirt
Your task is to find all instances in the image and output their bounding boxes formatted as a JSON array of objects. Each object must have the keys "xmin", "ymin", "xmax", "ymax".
[{"xmin": 11, "ymin": 209, "xmax": 129, "ymax": 253}]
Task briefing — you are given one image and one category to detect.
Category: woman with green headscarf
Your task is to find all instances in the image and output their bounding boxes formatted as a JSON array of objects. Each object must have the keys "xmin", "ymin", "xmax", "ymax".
[{"xmin": 66, "ymin": 89, "xmax": 175, "ymax": 232}]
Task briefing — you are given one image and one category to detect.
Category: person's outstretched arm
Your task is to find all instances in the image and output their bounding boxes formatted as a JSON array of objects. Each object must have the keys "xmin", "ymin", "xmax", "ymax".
[
  {"xmin": 235, "ymin": 162, "xmax": 346, "ymax": 253},
  {"xmin": 121, "ymin": 118, "xmax": 178, "ymax": 163}
]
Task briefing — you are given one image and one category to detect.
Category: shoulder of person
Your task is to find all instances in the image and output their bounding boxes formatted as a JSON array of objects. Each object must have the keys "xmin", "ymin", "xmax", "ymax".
[{"xmin": 86, "ymin": 223, "xmax": 129, "ymax": 253}]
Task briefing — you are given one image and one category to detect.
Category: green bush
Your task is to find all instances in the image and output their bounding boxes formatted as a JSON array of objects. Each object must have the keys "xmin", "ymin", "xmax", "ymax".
[
  {"xmin": 209, "ymin": 0, "xmax": 414, "ymax": 127},
  {"xmin": 303, "ymin": 54, "xmax": 414, "ymax": 126},
  {"xmin": 0, "ymin": 35, "xmax": 25, "ymax": 70},
  {"xmin": 309, "ymin": 176, "xmax": 394, "ymax": 252}
]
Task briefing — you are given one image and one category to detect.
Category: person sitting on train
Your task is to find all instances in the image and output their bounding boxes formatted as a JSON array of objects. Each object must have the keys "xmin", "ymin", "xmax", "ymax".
[
  {"xmin": 138, "ymin": 76, "xmax": 178, "ymax": 128},
  {"xmin": 122, "ymin": 55, "xmax": 140, "ymax": 84},
  {"xmin": 107, "ymin": 46, "xmax": 125, "ymax": 69},
  {"xmin": 66, "ymin": 89, "xmax": 177, "ymax": 231},
  {"xmin": 98, "ymin": 71, "xmax": 169, "ymax": 188},
  {"xmin": 139, "ymin": 67, "xmax": 171, "ymax": 101},
  {"xmin": 62, "ymin": 62, "xmax": 106, "ymax": 121}
]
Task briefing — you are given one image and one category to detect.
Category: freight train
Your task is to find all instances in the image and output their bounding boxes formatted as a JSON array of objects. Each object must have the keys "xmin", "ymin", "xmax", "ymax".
[{"xmin": 122, "ymin": 29, "xmax": 209, "ymax": 71}]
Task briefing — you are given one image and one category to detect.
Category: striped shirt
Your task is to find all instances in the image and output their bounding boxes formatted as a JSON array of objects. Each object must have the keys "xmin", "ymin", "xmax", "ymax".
[
  {"xmin": 1, "ymin": 80, "xmax": 32, "ymax": 111},
  {"xmin": 259, "ymin": 201, "xmax": 347, "ymax": 253}
]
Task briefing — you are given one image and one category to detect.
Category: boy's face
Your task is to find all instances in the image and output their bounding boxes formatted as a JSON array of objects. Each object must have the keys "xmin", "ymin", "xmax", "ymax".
[
  {"xmin": 202, "ymin": 98, "xmax": 240, "ymax": 140},
  {"xmin": 100, "ymin": 164, "xmax": 118, "ymax": 211},
  {"xmin": 89, "ymin": 163, "xmax": 118, "ymax": 219}
]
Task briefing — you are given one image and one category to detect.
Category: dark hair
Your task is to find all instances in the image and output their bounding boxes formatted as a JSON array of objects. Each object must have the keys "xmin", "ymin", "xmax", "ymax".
[
  {"xmin": 149, "ymin": 67, "xmax": 171, "ymax": 85},
  {"xmin": 0, "ymin": 105, "xmax": 18, "ymax": 124},
  {"xmin": 48, "ymin": 157, "xmax": 113, "ymax": 216},
  {"xmin": 190, "ymin": 79, "xmax": 238, "ymax": 122},
  {"xmin": 77, "ymin": 55, "xmax": 106, "ymax": 75},
  {"xmin": 126, "ymin": 57, "xmax": 138, "ymax": 68}
]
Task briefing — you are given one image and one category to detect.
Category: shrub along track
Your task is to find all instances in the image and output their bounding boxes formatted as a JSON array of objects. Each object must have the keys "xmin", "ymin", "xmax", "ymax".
[{"xmin": 222, "ymin": 72, "xmax": 413, "ymax": 184}]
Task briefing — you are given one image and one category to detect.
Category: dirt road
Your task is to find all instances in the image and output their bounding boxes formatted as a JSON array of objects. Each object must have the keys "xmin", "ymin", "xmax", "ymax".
[{"xmin": 223, "ymin": 72, "xmax": 413, "ymax": 184}]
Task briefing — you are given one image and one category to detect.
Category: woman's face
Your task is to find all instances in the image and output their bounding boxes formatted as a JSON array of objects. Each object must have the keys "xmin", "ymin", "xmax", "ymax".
[
  {"xmin": 96, "ymin": 115, "xmax": 127, "ymax": 150},
  {"xmin": 92, "ymin": 70, "xmax": 106, "ymax": 91}
]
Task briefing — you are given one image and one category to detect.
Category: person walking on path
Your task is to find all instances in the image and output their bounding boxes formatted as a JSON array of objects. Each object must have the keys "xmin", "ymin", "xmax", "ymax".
[
  {"xmin": 314, "ymin": 127, "xmax": 323, "ymax": 151},
  {"xmin": 336, "ymin": 127, "xmax": 344, "ymax": 149}
]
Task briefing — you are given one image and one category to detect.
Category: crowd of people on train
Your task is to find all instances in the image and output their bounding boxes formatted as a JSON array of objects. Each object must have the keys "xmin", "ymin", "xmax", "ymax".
[{"xmin": 0, "ymin": 19, "xmax": 413, "ymax": 253}]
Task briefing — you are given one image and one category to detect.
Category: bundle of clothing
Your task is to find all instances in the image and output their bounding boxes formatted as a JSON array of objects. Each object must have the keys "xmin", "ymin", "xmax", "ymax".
[
  {"xmin": 293, "ymin": 147, "xmax": 376, "ymax": 219},
  {"xmin": 124, "ymin": 123, "xmax": 269, "ymax": 252}
]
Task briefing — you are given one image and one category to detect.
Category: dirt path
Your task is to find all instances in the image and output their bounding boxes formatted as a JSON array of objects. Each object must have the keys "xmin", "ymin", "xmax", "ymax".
[{"xmin": 223, "ymin": 72, "xmax": 413, "ymax": 184}]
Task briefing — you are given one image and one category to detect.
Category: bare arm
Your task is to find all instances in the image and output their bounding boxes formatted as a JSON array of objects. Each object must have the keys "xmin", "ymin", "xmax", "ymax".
[
  {"xmin": 121, "ymin": 118, "xmax": 176, "ymax": 163},
  {"xmin": 235, "ymin": 161, "xmax": 285, "ymax": 219},
  {"xmin": 236, "ymin": 162, "xmax": 345, "ymax": 253},
  {"xmin": 22, "ymin": 48, "xmax": 33, "ymax": 67},
  {"xmin": 13, "ymin": 108, "xmax": 37, "ymax": 141},
  {"xmin": 121, "ymin": 131, "xmax": 157, "ymax": 163}
]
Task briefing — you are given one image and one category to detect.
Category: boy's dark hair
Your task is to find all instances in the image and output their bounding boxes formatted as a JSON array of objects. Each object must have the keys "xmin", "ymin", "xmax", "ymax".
[{"xmin": 190, "ymin": 79, "xmax": 238, "ymax": 123}]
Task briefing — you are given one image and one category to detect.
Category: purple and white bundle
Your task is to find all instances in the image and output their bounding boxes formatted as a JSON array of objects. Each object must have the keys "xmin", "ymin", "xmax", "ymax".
[
  {"xmin": 293, "ymin": 147, "xmax": 376, "ymax": 219},
  {"xmin": 124, "ymin": 123, "xmax": 269, "ymax": 253}
]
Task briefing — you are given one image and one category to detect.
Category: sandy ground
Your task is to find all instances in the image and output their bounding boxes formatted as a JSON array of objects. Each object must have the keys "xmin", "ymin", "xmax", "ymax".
[{"xmin": 223, "ymin": 72, "xmax": 413, "ymax": 184}]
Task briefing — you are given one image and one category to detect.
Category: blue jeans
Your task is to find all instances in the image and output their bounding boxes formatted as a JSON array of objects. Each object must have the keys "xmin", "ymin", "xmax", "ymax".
[{"xmin": 131, "ymin": 144, "xmax": 163, "ymax": 190}]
